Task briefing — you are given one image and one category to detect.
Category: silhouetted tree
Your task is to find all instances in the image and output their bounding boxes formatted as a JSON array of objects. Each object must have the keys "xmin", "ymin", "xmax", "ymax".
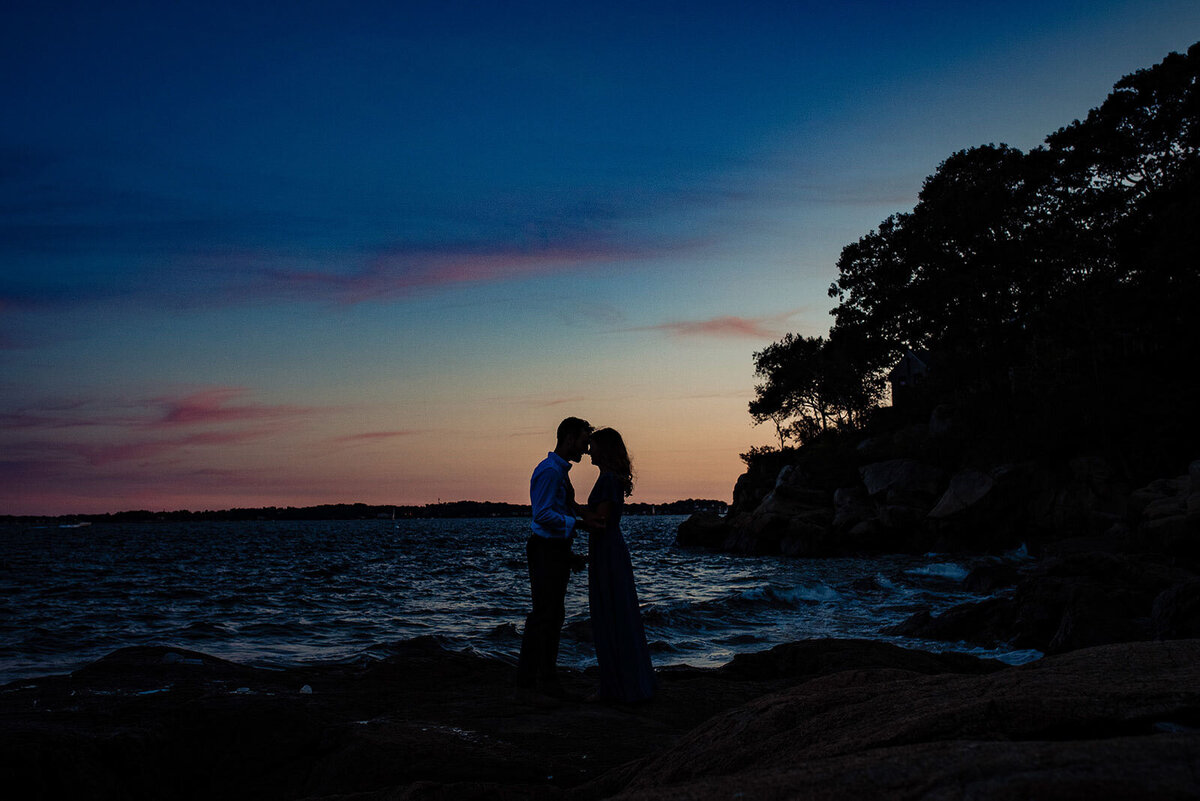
[
  {"xmin": 749, "ymin": 332, "xmax": 883, "ymax": 447},
  {"xmin": 753, "ymin": 41, "xmax": 1200, "ymax": 478}
]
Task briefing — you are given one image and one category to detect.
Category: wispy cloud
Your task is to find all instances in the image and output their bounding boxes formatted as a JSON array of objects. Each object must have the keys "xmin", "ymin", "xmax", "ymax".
[
  {"xmin": 508, "ymin": 428, "xmax": 549, "ymax": 438},
  {"xmin": 1, "ymin": 387, "xmax": 328, "ymax": 469},
  {"xmin": 156, "ymin": 387, "xmax": 317, "ymax": 427},
  {"xmin": 2, "ymin": 388, "xmax": 319, "ymax": 433},
  {"xmin": 1, "ymin": 142, "xmax": 710, "ymax": 314},
  {"xmin": 652, "ymin": 316, "xmax": 777, "ymax": 338},
  {"xmin": 622, "ymin": 309, "xmax": 809, "ymax": 340},
  {"xmin": 533, "ymin": 396, "xmax": 589, "ymax": 408},
  {"xmin": 668, "ymin": 389, "xmax": 752, "ymax": 400},
  {"xmin": 247, "ymin": 235, "xmax": 695, "ymax": 305},
  {"xmin": 0, "ymin": 399, "xmax": 144, "ymax": 430},
  {"xmin": 331, "ymin": 430, "xmax": 416, "ymax": 444},
  {"xmin": 80, "ymin": 426, "xmax": 283, "ymax": 466}
]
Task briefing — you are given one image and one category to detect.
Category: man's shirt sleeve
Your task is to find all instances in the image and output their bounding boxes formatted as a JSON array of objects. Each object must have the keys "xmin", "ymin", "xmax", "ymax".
[{"xmin": 530, "ymin": 463, "xmax": 576, "ymax": 538}]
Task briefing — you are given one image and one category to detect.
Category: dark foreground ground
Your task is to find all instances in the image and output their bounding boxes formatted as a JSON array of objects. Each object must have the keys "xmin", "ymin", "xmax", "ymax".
[{"xmin": 3, "ymin": 637, "xmax": 1199, "ymax": 800}]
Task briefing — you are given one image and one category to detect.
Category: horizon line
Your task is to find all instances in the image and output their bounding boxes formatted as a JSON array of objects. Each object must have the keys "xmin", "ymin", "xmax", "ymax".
[{"xmin": 1, "ymin": 497, "xmax": 731, "ymax": 521}]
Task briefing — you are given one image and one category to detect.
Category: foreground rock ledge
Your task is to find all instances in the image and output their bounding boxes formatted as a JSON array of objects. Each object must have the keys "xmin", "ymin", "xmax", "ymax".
[{"xmin": 2, "ymin": 638, "xmax": 1198, "ymax": 800}]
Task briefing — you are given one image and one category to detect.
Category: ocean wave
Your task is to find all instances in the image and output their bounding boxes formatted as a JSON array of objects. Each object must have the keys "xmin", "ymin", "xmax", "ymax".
[
  {"xmin": 19, "ymin": 625, "xmax": 112, "ymax": 655},
  {"xmin": 739, "ymin": 583, "xmax": 840, "ymax": 606},
  {"xmin": 638, "ymin": 582, "xmax": 837, "ymax": 635},
  {"xmin": 648, "ymin": 638, "xmax": 707, "ymax": 654},
  {"xmin": 906, "ymin": 562, "xmax": 969, "ymax": 582},
  {"xmin": 640, "ymin": 600, "xmax": 717, "ymax": 631},
  {"xmin": 874, "ymin": 573, "xmax": 900, "ymax": 590}
]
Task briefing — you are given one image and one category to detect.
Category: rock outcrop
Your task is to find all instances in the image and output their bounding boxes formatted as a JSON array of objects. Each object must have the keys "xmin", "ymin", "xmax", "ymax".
[{"xmin": 678, "ymin": 400, "xmax": 1199, "ymax": 562}]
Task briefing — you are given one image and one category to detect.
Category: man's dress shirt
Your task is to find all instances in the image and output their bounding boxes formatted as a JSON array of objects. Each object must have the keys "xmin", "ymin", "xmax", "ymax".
[{"xmin": 530, "ymin": 452, "xmax": 577, "ymax": 539}]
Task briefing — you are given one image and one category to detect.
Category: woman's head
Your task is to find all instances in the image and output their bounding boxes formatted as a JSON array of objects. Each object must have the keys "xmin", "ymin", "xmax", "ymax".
[{"xmin": 589, "ymin": 427, "xmax": 634, "ymax": 497}]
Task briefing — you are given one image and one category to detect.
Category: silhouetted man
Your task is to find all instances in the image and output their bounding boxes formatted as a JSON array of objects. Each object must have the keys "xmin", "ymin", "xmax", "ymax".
[{"xmin": 516, "ymin": 416, "xmax": 599, "ymax": 698}]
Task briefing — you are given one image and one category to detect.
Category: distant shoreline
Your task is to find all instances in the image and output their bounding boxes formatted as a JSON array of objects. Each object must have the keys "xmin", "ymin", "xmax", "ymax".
[{"xmin": 0, "ymin": 498, "xmax": 728, "ymax": 525}]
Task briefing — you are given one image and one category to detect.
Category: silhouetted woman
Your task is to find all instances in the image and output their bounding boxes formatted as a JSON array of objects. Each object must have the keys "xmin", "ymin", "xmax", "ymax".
[{"xmin": 586, "ymin": 427, "xmax": 655, "ymax": 703}]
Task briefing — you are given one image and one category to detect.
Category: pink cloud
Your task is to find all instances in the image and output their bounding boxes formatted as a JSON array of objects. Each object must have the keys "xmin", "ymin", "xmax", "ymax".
[
  {"xmin": 244, "ymin": 236, "xmax": 699, "ymax": 305},
  {"xmin": 1, "ymin": 388, "xmax": 330, "ymax": 477},
  {"xmin": 663, "ymin": 316, "xmax": 777, "ymax": 338},
  {"xmin": 624, "ymin": 310, "xmax": 808, "ymax": 340},
  {"xmin": 157, "ymin": 387, "xmax": 317, "ymax": 426},
  {"xmin": 2, "ymin": 389, "xmax": 319, "ymax": 432}
]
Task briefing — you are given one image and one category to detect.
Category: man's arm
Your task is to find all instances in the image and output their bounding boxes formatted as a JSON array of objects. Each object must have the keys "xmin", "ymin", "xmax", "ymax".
[{"xmin": 530, "ymin": 465, "xmax": 576, "ymax": 538}]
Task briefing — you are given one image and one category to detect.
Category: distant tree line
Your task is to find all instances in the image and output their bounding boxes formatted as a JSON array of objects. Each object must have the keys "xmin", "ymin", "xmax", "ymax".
[
  {"xmin": 1, "ymin": 498, "xmax": 727, "ymax": 525},
  {"xmin": 749, "ymin": 42, "xmax": 1200, "ymax": 478}
]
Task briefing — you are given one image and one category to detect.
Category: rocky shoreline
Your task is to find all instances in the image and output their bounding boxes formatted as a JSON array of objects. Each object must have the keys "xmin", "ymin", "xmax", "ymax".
[
  {"xmin": 678, "ymin": 406, "xmax": 1200, "ymax": 661},
  {"xmin": 3, "ymin": 636, "xmax": 1200, "ymax": 799},
  {"xmin": 680, "ymin": 437, "xmax": 1199, "ymax": 564}
]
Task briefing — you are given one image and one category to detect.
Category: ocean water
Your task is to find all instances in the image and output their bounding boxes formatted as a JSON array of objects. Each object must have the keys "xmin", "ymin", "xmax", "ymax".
[{"xmin": 0, "ymin": 516, "xmax": 1040, "ymax": 684}]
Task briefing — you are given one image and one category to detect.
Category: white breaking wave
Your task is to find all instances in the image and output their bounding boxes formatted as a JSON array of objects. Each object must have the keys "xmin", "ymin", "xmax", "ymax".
[{"xmin": 906, "ymin": 562, "xmax": 970, "ymax": 582}]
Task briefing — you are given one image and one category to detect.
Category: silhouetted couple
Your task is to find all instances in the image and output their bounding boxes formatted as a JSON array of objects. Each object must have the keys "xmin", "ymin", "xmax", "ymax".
[{"xmin": 516, "ymin": 417, "xmax": 656, "ymax": 703}]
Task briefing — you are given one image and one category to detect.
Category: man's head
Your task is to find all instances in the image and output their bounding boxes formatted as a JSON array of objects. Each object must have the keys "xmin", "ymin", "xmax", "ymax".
[{"xmin": 555, "ymin": 417, "xmax": 593, "ymax": 462}]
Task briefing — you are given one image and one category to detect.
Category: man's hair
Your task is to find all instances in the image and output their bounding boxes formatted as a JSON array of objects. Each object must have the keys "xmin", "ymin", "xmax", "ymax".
[{"xmin": 557, "ymin": 417, "xmax": 592, "ymax": 443}]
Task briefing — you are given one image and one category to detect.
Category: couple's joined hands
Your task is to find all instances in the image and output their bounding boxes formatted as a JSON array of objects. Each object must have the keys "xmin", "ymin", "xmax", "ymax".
[
  {"xmin": 578, "ymin": 507, "xmax": 607, "ymax": 534},
  {"xmin": 569, "ymin": 507, "xmax": 604, "ymax": 575}
]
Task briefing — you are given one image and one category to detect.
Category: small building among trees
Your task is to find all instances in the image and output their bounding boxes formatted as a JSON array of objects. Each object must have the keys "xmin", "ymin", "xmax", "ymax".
[{"xmin": 887, "ymin": 349, "xmax": 931, "ymax": 408}]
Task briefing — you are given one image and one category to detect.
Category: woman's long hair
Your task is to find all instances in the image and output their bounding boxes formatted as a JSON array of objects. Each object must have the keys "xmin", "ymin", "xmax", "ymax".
[{"xmin": 589, "ymin": 427, "xmax": 634, "ymax": 497}]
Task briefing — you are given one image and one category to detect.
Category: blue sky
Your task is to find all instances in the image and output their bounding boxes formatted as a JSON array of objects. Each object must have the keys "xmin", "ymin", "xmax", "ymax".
[{"xmin": 3, "ymin": 1, "xmax": 1197, "ymax": 514}]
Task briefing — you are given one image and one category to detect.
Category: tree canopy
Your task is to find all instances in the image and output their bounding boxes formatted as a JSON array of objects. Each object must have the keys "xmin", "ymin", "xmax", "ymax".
[{"xmin": 752, "ymin": 42, "xmax": 1199, "ymax": 472}]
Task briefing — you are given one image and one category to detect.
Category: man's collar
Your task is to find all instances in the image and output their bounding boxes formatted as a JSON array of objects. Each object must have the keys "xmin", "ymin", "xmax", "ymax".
[{"xmin": 547, "ymin": 451, "xmax": 572, "ymax": 470}]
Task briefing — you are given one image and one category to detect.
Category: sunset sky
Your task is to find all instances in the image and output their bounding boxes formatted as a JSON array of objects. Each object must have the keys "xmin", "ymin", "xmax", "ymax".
[{"xmin": 3, "ymin": 1, "xmax": 1197, "ymax": 515}]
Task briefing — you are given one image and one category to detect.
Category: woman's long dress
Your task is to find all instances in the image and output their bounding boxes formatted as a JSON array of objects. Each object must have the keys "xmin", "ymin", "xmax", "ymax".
[{"xmin": 587, "ymin": 471, "xmax": 655, "ymax": 702}]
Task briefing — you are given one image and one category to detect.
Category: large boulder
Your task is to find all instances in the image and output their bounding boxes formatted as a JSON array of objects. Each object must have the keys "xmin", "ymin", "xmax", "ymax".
[
  {"xmin": 859, "ymin": 459, "xmax": 945, "ymax": 504},
  {"xmin": 831, "ymin": 486, "xmax": 874, "ymax": 531},
  {"xmin": 1029, "ymin": 455, "xmax": 1129, "ymax": 538},
  {"xmin": 852, "ymin": 459, "xmax": 945, "ymax": 547},
  {"xmin": 926, "ymin": 463, "xmax": 1039, "ymax": 550},
  {"xmin": 1130, "ymin": 460, "xmax": 1200, "ymax": 557},
  {"xmin": 675, "ymin": 512, "xmax": 730, "ymax": 549},
  {"xmin": 730, "ymin": 469, "xmax": 770, "ymax": 516},
  {"xmin": 884, "ymin": 596, "xmax": 1017, "ymax": 647},
  {"xmin": 714, "ymin": 466, "xmax": 837, "ymax": 556},
  {"xmin": 752, "ymin": 466, "xmax": 829, "ymax": 519},
  {"xmin": 927, "ymin": 468, "xmax": 995, "ymax": 518},
  {"xmin": 961, "ymin": 560, "xmax": 1021, "ymax": 593}
]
